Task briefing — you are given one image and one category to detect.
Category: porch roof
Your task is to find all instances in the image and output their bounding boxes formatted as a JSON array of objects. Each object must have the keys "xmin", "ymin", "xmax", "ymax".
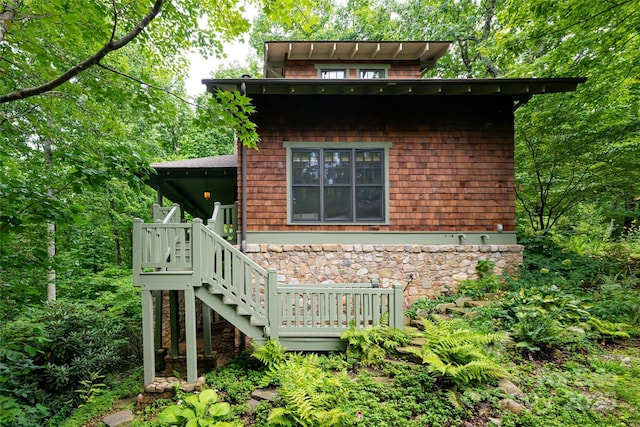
[{"xmin": 147, "ymin": 155, "xmax": 237, "ymax": 220}]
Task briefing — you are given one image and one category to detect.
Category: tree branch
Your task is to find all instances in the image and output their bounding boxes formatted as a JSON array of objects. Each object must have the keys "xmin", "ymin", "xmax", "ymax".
[
  {"xmin": 0, "ymin": 0, "xmax": 166, "ymax": 104},
  {"xmin": 97, "ymin": 63, "xmax": 199, "ymax": 108}
]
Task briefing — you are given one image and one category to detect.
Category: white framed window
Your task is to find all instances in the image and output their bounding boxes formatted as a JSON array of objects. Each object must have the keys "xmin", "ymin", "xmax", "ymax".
[
  {"xmin": 315, "ymin": 64, "xmax": 389, "ymax": 79},
  {"xmin": 320, "ymin": 69, "xmax": 346, "ymax": 79},
  {"xmin": 359, "ymin": 69, "xmax": 386, "ymax": 79}
]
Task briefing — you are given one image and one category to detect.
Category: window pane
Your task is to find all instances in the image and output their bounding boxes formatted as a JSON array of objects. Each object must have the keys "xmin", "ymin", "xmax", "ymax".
[
  {"xmin": 324, "ymin": 151, "xmax": 351, "ymax": 185},
  {"xmin": 321, "ymin": 69, "xmax": 346, "ymax": 79},
  {"xmin": 356, "ymin": 150, "xmax": 383, "ymax": 184},
  {"xmin": 292, "ymin": 187, "xmax": 320, "ymax": 221},
  {"xmin": 324, "ymin": 187, "xmax": 352, "ymax": 221},
  {"xmin": 356, "ymin": 187, "xmax": 383, "ymax": 221},
  {"xmin": 360, "ymin": 69, "xmax": 385, "ymax": 79},
  {"xmin": 292, "ymin": 150, "xmax": 319, "ymax": 184}
]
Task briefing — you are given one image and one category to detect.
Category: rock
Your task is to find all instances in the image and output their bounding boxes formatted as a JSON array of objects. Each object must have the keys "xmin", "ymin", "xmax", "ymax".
[
  {"xmin": 435, "ymin": 303, "xmax": 457, "ymax": 313},
  {"xmin": 488, "ymin": 416, "xmax": 502, "ymax": 425},
  {"xmin": 247, "ymin": 398, "xmax": 262, "ymax": 413},
  {"xmin": 455, "ymin": 297, "xmax": 473, "ymax": 307},
  {"xmin": 499, "ymin": 398, "xmax": 525, "ymax": 415},
  {"xmin": 103, "ymin": 410, "xmax": 135, "ymax": 427},
  {"xmin": 252, "ymin": 388, "xmax": 278, "ymax": 402},
  {"xmin": 466, "ymin": 300, "xmax": 492, "ymax": 307},
  {"xmin": 498, "ymin": 379, "xmax": 524, "ymax": 398}
]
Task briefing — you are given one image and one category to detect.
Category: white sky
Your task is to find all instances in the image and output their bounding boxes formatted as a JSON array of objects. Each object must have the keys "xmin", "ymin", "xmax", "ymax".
[
  {"xmin": 185, "ymin": 39, "xmax": 253, "ymax": 96},
  {"xmin": 186, "ymin": 5, "xmax": 257, "ymax": 96}
]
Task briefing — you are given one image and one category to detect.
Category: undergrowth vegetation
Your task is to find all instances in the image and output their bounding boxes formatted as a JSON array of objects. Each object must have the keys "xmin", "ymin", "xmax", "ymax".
[{"xmin": 3, "ymin": 232, "xmax": 638, "ymax": 426}]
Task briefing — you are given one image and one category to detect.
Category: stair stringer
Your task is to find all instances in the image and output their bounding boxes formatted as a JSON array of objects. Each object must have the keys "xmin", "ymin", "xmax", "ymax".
[{"xmin": 194, "ymin": 286, "xmax": 267, "ymax": 343}]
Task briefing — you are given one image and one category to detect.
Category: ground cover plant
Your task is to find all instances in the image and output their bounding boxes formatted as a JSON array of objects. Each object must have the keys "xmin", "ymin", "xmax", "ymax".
[{"xmin": 52, "ymin": 231, "xmax": 640, "ymax": 426}]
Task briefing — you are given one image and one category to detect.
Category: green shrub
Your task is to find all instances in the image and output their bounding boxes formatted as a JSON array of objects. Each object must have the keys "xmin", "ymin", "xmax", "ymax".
[
  {"xmin": 458, "ymin": 259, "xmax": 503, "ymax": 298},
  {"xmin": 157, "ymin": 389, "xmax": 240, "ymax": 426},
  {"xmin": 0, "ymin": 299, "xmax": 137, "ymax": 425}
]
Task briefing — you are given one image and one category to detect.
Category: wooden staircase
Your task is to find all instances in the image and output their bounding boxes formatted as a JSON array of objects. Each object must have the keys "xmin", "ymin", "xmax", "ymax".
[{"xmin": 133, "ymin": 204, "xmax": 404, "ymax": 384}]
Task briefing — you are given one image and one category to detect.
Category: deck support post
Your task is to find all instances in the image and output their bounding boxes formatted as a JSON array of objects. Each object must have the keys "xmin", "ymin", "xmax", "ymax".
[
  {"xmin": 202, "ymin": 305, "xmax": 212, "ymax": 356},
  {"xmin": 170, "ymin": 291, "xmax": 180, "ymax": 356},
  {"xmin": 142, "ymin": 288, "xmax": 155, "ymax": 385},
  {"xmin": 154, "ymin": 290, "xmax": 163, "ymax": 349},
  {"xmin": 184, "ymin": 286, "xmax": 198, "ymax": 383}
]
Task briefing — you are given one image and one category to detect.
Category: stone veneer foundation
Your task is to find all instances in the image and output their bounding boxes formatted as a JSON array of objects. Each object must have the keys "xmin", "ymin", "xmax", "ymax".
[{"xmin": 245, "ymin": 243, "xmax": 523, "ymax": 307}]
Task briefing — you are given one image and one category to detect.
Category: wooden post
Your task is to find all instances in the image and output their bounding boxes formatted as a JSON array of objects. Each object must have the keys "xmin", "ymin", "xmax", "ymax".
[
  {"xmin": 267, "ymin": 269, "xmax": 279, "ymax": 340},
  {"xmin": 132, "ymin": 219, "xmax": 142, "ymax": 287},
  {"xmin": 203, "ymin": 305, "xmax": 212, "ymax": 356},
  {"xmin": 170, "ymin": 291, "xmax": 179, "ymax": 357},
  {"xmin": 192, "ymin": 219, "xmax": 203, "ymax": 284},
  {"xmin": 392, "ymin": 284, "xmax": 404, "ymax": 329},
  {"xmin": 142, "ymin": 288, "xmax": 155, "ymax": 385},
  {"xmin": 184, "ymin": 286, "xmax": 198, "ymax": 383},
  {"xmin": 154, "ymin": 291, "xmax": 163, "ymax": 350}
]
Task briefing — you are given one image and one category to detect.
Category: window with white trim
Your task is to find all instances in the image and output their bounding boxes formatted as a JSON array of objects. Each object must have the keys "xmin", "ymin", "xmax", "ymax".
[
  {"xmin": 320, "ymin": 69, "xmax": 346, "ymax": 79},
  {"xmin": 290, "ymin": 147, "xmax": 386, "ymax": 223}
]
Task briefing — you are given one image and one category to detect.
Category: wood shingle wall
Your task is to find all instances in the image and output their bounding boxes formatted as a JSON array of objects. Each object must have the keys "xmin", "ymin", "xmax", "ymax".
[{"xmin": 239, "ymin": 95, "xmax": 515, "ymax": 233}]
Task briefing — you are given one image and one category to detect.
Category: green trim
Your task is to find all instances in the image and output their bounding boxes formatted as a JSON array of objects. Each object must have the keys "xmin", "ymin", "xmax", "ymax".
[
  {"xmin": 284, "ymin": 142, "xmax": 391, "ymax": 225},
  {"xmin": 246, "ymin": 231, "xmax": 518, "ymax": 245}
]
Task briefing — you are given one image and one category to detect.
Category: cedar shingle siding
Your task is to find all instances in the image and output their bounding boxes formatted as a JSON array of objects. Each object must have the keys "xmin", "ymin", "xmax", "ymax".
[{"xmin": 239, "ymin": 95, "xmax": 515, "ymax": 232}]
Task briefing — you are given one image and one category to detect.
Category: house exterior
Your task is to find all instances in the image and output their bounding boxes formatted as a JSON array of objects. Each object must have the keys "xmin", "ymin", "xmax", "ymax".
[
  {"xmin": 202, "ymin": 41, "xmax": 582, "ymax": 302},
  {"xmin": 137, "ymin": 41, "xmax": 584, "ymax": 384}
]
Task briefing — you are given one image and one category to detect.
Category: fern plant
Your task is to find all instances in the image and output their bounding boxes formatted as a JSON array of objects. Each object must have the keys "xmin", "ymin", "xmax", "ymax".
[
  {"xmin": 267, "ymin": 355, "xmax": 354, "ymax": 427},
  {"xmin": 402, "ymin": 317, "xmax": 507, "ymax": 387},
  {"xmin": 252, "ymin": 339, "xmax": 288, "ymax": 370},
  {"xmin": 340, "ymin": 320, "xmax": 413, "ymax": 366},
  {"xmin": 587, "ymin": 317, "xmax": 632, "ymax": 340}
]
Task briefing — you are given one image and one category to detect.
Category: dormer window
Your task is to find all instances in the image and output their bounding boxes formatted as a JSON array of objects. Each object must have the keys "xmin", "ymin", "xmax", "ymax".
[
  {"xmin": 321, "ymin": 69, "xmax": 346, "ymax": 79},
  {"xmin": 359, "ymin": 69, "xmax": 386, "ymax": 79},
  {"xmin": 315, "ymin": 64, "xmax": 389, "ymax": 79}
]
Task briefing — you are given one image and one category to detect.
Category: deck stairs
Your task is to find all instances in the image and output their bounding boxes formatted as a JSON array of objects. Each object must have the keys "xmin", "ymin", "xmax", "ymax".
[{"xmin": 133, "ymin": 204, "xmax": 404, "ymax": 384}]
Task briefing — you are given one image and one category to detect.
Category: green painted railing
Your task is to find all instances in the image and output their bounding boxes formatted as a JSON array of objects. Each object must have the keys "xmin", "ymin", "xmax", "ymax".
[
  {"xmin": 194, "ymin": 219, "xmax": 268, "ymax": 326},
  {"xmin": 152, "ymin": 203, "xmax": 181, "ymax": 224},
  {"xmin": 134, "ymin": 202, "xmax": 405, "ymax": 371},
  {"xmin": 209, "ymin": 202, "xmax": 238, "ymax": 244},
  {"xmin": 274, "ymin": 283, "xmax": 404, "ymax": 338}
]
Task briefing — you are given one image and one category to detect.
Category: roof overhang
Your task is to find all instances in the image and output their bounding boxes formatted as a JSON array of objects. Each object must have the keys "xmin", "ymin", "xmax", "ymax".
[
  {"xmin": 263, "ymin": 41, "xmax": 451, "ymax": 77},
  {"xmin": 204, "ymin": 77, "xmax": 587, "ymax": 108},
  {"xmin": 146, "ymin": 155, "xmax": 237, "ymax": 219}
]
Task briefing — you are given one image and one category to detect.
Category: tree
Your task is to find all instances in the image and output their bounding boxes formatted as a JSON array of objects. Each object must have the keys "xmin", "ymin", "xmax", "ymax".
[
  {"xmin": 492, "ymin": 0, "xmax": 640, "ymax": 232},
  {"xmin": 0, "ymin": 0, "xmax": 262, "ymax": 303}
]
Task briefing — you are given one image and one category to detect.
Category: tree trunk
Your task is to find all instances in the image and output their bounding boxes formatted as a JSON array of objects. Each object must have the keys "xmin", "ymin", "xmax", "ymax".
[{"xmin": 44, "ymin": 137, "xmax": 56, "ymax": 301}]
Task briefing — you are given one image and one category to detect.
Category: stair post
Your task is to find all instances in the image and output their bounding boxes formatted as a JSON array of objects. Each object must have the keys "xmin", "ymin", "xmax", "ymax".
[
  {"xmin": 267, "ymin": 268, "xmax": 279, "ymax": 340},
  {"xmin": 392, "ymin": 284, "xmax": 404, "ymax": 329}
]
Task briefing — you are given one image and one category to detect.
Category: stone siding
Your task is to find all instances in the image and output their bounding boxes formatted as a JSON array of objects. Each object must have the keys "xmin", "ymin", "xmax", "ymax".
[{"xmin": 246, "ymin": 243, "xmax": 523, "ymax": 307}]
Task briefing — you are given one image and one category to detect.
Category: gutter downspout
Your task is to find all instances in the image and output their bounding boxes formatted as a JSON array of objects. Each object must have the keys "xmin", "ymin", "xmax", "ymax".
[
  {"xmin": 241, "ymin": 144, "xmax": 247, "ymax": 253},
  {"xmin": 240, "ymin": 76, "xmax": 249, "ymax": 254}
]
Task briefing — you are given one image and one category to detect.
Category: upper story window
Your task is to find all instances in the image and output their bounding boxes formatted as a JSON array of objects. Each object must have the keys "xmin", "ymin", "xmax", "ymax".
[
  {"xmin": 359, "ymin": 69, "xmax": 386, "ymax": 79},
  {"xmin": 320, "ymin": 69, "xmax": 346, "ymax": 79},
  {"xmin": 315, "ymin": 64, "xmax": 389, "ymax": 79},
  {"xmin": 285, "ymin": 142, "xmax": 391, "ymax": 224}
]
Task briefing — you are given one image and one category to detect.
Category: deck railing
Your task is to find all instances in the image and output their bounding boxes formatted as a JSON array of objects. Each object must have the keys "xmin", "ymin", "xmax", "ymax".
[
  {"xmin": 194, "ymin": 219, "xmax": 268, "ymax": 325},
  {"xmin": 274, "ymin": 283, "xmax": 404, "ymax": 338},
  {"xmin": 133, "ymin": 203, "xmax": 403, "ymax": 372},
  {"xmin": 152, "ymin": 203, "xmax": 181, "ymax": 224},
  {"xmin": 209, "ymin": 202, "xmax": 238, "ymax": 244}
]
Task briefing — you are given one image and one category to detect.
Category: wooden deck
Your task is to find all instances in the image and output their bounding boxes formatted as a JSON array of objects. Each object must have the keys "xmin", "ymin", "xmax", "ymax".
[{"xmin": 133, "ymin": 204, "xmax": 404, "ymax": 384}]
